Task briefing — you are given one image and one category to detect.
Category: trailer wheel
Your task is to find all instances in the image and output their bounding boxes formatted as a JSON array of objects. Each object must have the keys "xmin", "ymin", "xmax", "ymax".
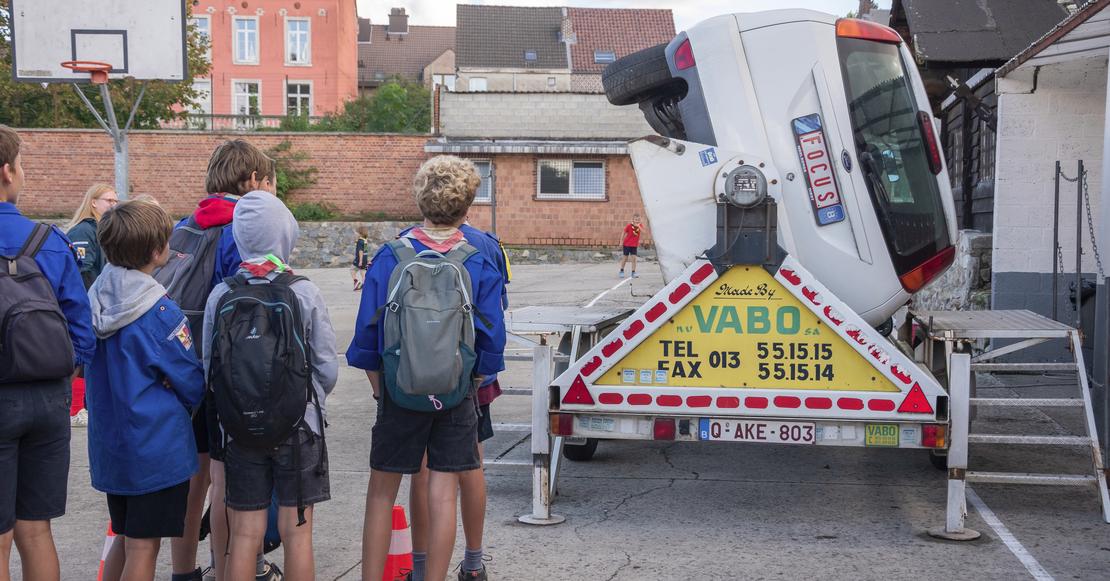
[
  {"xmin": 602, "ymin": 43, "xmax": 683, "ymax": 106},
  {"xmin": 928, "ymin": 450, "xmax": 948, "ymax": 471},
  {"xmin": 562, "ymin": 438, "xmax": 599, "ymax": 461}
]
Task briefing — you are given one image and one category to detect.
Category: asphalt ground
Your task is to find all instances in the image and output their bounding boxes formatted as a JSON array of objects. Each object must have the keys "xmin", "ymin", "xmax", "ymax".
[{"xmin": 13, "ymin": 260, "xmax": 1110, "ymax": 580}]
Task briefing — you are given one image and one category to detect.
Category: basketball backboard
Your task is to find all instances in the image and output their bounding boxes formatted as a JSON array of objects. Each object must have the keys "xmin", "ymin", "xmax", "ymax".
[{"xmin": 9, "ymin": 0, "xmax": 188, "ymax": 83}]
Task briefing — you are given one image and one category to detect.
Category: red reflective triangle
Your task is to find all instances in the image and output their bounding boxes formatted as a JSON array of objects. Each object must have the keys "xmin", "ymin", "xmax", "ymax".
[
  {"xmin": 897, "ymin": 383, "xmax": 933, "ymax": 414},
  {"xmin": 562, "ymin": 375, "xmax": 595, "ymax": 405}
]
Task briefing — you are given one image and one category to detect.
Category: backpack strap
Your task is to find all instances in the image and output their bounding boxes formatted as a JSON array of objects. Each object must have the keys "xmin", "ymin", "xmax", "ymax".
[
  {"xmin": 444, "ymin": 241, "xmax": 479, "ymax": 265},
  {"xmin": 272, "ymin": 272, "xmax": 308, "ymax": 287},
  {"xmin": 386, "ymin": 238, "xmax": 418, "ymax": 263},
  {"xmin": 19, "ymin": 223, "xmax": 52, "ymax": 259}
]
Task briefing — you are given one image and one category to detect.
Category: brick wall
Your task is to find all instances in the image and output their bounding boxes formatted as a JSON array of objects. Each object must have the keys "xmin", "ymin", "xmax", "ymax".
[
  {"xmin": 13, "ymin": 129, "xmax": 648, "ymax": 248},
  {"xmin": 462, "ymin": 154, "xmax": 649, "ymax": 247},
  {"xmin": 438, "ymin": 92, "xmax": 653, "ymax": 139},
  {"xmin": 15, "ymin": 129, "xmax": 428, "ymax": 219}
]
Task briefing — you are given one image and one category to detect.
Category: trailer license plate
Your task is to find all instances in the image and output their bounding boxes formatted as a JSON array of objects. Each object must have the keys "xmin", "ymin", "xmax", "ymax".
[
  {"xmin": 699, "ymin": 419, "xmax": 815, "ymax": 444},
  {"xmin": 792, "ymin": 113, "xmax": 846, "ymax": 226}
]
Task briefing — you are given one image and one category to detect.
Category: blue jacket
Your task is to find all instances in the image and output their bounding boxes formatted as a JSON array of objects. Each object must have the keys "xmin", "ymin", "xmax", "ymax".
[
  {"xmin": 0, "ymin": 202, "xmax": 95, "ymax": 366},
  {"xmin": 86, "ymin": 292, "xmax": 205, "ymax": 495},
  {"xmin": 347, "ymin": 236, "xmax": 506, "ymax": 378}
]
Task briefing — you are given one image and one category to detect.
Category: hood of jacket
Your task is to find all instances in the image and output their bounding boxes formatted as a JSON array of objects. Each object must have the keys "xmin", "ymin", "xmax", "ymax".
[
  {"xmin": 87, "ymin": 264, "xmax": 168, "ymax": 338},
  {"xmin": 232, "ymin": 190, "xmax": 299, "ymax": 263}
]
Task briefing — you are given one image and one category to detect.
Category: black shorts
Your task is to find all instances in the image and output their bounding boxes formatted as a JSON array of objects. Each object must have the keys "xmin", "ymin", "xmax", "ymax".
[
  {"xmin": 622, "ymin": 246, "xmax": 638, "ymax": 256},
  {"xmin": 107, "ymin": 480, "xmax": 190, "ymax": 539},
  {"xmin": 370, "ymin": 393, "xmax": 480, "ymax": 474},
  {"xmin": 0, "ymin": 379, "xmax": 71, "ymax": 534},
  {"xmin": 477, "ymin": 404, "xmax": 494, "ymax": 443},
  {"xmin": 224, "ymin": 429, "xmax": 330, "ymax": 511}
]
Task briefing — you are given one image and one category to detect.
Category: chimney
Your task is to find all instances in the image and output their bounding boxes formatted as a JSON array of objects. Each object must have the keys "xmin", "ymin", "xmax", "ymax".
[{"xmin": 388, "ymin": 7, "xmax": 409, "ymax": 36}]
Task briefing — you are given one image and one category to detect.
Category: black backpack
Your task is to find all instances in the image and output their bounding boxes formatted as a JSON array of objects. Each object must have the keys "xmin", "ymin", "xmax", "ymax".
[
  {"xmin": 0, "ymin": 224, "xmax": 75, "ymax": 384},
  {"xmin": 153, "ymin": 217, "xmax": 226, "ymax": 358},
  {"xmin": 209, "ymin": 272, "xmax": 325, "ymax": 525}
]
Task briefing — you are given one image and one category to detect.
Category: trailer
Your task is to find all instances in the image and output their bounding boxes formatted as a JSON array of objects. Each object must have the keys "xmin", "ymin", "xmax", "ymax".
[{"xmin": 514, "ymin": 10, "xmax": 1110, "ymax": 532}]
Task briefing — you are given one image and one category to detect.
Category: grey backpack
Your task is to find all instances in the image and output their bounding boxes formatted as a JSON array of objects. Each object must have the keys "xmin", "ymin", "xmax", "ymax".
[
  {"xmin": 0, "ymin": 224, "xmax": 75, "ymax": 384},
  {"xmin": 380, "ymin": 237, "xmax": 480, "ymax": 412},
  {"xmin": 153, "ymin": 217, "xmax": 225, "ymax": 358}
]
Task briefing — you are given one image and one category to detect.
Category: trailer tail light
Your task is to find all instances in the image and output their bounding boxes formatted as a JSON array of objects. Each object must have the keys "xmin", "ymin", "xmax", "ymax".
[
  {"xmin": 918, "ymin": 111, "xmax": 943, "ymax": 175},
  {"xmin": 653, "ymin": 418, "xmax": 676, "ymax": 440},
  {"xmin": 922, "ymin": 424, "xmax": 947, "ymax": 449},
  {"xmin": 835, "ymin": 18, "xmax": 902, "ymax": 44},
  {"xmin": 550, "ymin": 413, "xmax": 574, "ymax": 436},
  {"xmin": 898, "ymin": 245, "xmax": 955, "ymax": 293},
  {"xmin": 673, "ymin": 39, "xmax": 696, "ymax": 70}
]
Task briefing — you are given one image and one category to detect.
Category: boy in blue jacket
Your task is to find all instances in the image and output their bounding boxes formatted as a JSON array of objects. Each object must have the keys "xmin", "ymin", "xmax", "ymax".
[
  {"xmin": 349, "ymin": 156, "xmax": 506, "ymax": 581},
  {"xmin": 86, "ymin": 200, "xmax": 206, "ymax": 581},
  {"xmin": 0, "ymin": 125, "xmax": 95, "ymax": 581}
]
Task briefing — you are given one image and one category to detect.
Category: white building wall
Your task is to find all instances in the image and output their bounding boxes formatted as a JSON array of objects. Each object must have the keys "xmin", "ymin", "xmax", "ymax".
[
  {"xmin": 994, "ymin": 57, "xmax": 1107, "ymax": 278},
  {"xmin": 439, "ymin": 91, "xmax": 654, "ymax": 139}
]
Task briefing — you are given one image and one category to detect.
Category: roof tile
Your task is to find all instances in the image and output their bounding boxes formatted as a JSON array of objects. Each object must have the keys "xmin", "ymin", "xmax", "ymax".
[{"xmin": 566, "ymin": 7, "xmax": 675, "ymax": 74}]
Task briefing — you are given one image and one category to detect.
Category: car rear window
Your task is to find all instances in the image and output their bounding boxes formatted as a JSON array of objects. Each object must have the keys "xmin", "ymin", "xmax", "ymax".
[{"xmin": 837, "ymin": 37, "xmax": 950, "ymax": 276}]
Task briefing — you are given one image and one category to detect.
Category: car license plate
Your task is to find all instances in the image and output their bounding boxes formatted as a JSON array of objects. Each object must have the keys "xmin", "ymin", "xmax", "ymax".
[
  {"xmin": 698, "ymin": 418, "xmax": 815, "ymax": 444},
  {"xmin": 792, "ymin": 113, "xmax": 846, "ymax": 226}
]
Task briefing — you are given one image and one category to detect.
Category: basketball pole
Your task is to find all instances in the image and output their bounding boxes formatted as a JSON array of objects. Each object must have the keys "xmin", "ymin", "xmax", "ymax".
[{"xmin": 70, "ymin": 82, "xmax": 146, "ymax": 201}]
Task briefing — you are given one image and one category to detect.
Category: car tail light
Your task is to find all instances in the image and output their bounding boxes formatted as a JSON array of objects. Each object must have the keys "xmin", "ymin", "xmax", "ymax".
[
  {"xmin": 899, "ymin": 246, "xmax": 956, "ymax": 293},
  {"xmin": 917, "ymin": 111, "xmax": 943, "ymax": 175},
  {"xmin": 836, "ymin": 18, "xmax": 902, "ymax": 44},
  {"xmin": 550, "ymin": 413, "xmax": 574, "ymax": 436},
  {"xmin": 673, "ymin": 38, "xmax": 695, "ymax": 70},
  {"xmin": 653, "ymin": 418, "xmax": 676, "ymax": 440},
  {"xmin": 922, "ymin": 425, "xmax": 947, "ymax": 448}
]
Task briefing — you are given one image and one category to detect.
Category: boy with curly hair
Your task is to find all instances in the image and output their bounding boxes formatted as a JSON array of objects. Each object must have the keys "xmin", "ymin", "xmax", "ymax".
[{"xmin": 348, "ymin": 155, "xmax": 505, "ymax": 581}]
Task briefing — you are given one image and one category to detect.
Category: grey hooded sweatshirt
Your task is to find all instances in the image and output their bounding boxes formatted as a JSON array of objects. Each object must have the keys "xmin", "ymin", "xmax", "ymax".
[
  {"xmin": 202, "ymin": 190, "xmax": 338, "ymax": 436},
  {"xmin": 88, "ymin": 264, "xmax": 168, "ymax": 338}
]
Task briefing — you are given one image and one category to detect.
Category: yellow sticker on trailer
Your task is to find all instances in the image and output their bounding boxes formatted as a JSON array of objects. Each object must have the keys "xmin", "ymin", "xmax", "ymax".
[{"xmin": 595, "ymin": 266, "xmax": 899, "ymax": 392}]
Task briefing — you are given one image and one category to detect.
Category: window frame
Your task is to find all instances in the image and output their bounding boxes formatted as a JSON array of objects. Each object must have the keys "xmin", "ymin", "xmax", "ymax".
[
  {"xmin": 536, "ymin": 159, "xmax": 607, "ymax": 201},
  {"xmin": 284, "ymin": 16, "xmax": 312, "ymax": 66},
  {"xmin": 469, "ymin": 77, "xmax": 488, "ymax": 92},
  {"xmin": 231, "ymin": 79, "xmax": 262, "ymax": 116},
  {"xmin": 594, "ymin": 50, "xmax": 616, "ymax": 64},
  {"xmin": 232, "ymin": 16, "xmax": 260, "ymax": 65},
  {"xmin": 190, "ymin": 15, "xmax": 212, "ymax": 61},
  {"xmin": 285, "ymin": 79, "xmax": 313, "ymax": 117},
  {"xmin": 191, "ymin": 78, "xmax": 212, "ymax": 115},
  {"xmin": 472, "ymin": 159, "xmax": 494, "ymax": 204},
  {"xmin": 524, "ymin": 49, "xmax": 538, "ymax": 62}
]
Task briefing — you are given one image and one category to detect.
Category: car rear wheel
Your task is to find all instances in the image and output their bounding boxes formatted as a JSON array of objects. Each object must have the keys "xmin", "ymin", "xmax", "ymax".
[{"xmin": 603, "ymin": 43, "xmax": 681, "ymax": 106}]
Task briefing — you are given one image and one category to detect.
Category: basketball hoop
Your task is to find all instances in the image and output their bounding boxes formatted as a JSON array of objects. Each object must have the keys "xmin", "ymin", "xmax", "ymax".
[{"xmin": 60, "ymin": 60, "xmax": 113, "ymax": 84}]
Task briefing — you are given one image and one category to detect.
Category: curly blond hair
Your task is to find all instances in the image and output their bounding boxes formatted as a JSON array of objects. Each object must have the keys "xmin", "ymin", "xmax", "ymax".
[{"xmin": 413, "ymin": 156, "xmax": 480, "ymax": 225}]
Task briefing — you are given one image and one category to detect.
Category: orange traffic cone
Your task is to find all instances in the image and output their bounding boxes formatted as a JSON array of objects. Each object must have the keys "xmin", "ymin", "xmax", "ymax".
[
  {"xmin": 96, "ymin": 522, "xmax": 118, "ymax": 581},
  {"xmin": 382, "ymin": 505, "xmax": 414, "ymax": 581}
]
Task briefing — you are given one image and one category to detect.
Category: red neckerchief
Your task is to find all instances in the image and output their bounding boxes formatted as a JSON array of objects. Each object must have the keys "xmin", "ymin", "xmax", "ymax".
[
  {"xmin": 239, "ymin": 259, "xmax": 292, "ymax": 278},
  {"xmin": 193, "ymin": 194, "xmax": 238, "ymax": 229},
  {"xmin": 408, "ymin": 227, "xmax": 466, "ymax": 253}
]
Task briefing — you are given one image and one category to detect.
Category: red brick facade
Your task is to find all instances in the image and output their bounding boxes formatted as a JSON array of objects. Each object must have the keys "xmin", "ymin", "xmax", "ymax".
[{"xmin": 14, "ymin": 130, "xmax": 647, "ymax": 248}]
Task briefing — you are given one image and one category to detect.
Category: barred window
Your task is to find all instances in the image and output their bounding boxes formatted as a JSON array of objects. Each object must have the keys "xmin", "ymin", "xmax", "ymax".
[
  {"xmin": 473, "ymin": 160, "xmax": 493, "ymax": 202},
  {"xmin": 537, "ymin": 160, "xmax": 605, "ymax": 200}
]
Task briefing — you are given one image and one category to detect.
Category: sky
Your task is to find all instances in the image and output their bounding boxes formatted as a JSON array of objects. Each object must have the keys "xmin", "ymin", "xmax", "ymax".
[{"xmin": 354, "ymin": 0, "xmax": 893, "ymax": 30}]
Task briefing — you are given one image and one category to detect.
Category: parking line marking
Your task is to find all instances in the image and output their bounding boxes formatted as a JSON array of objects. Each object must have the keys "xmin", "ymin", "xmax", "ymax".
[
  {"xmin": 967, "ymin": 488, "xmax": 1054, "ymax": 581},
  {"xmin": 586, "ymin": 278, "xmax": 632, "ymax": 308}
]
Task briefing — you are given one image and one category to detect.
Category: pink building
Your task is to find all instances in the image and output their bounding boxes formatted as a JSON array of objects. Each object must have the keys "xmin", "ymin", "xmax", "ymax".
[{"xmin": 189, "ymin": 0, "xmax": 358, "ymax": 119}]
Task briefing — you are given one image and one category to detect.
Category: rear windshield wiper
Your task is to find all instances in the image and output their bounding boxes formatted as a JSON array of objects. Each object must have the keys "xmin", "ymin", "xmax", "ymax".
[{"xmin": 858, "ymin": 148, "xmax": 891, "ymax": 205}]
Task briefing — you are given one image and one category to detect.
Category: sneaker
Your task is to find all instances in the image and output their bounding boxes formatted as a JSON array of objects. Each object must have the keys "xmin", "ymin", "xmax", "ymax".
[
  {"xmin": 70, "ymin": 409, "xmax": 88, "ymax": 427},
  {"xmin": 457, "ymin": 565, "xmax": 488, "ymax": 581},
  {"xmin": 631, "ymin": 272, "xmax": 639, "ymax": 278},
  {"xmin": 257, "ymin": 560, "xmax": 283, "ymax": 580},
  {"xmin": 201, "ymin": 567, "xmax": 215, "ymax": 581},
  {"xmin": 618, "ymin": 270, "xmax": 625, "ymax": 278}
]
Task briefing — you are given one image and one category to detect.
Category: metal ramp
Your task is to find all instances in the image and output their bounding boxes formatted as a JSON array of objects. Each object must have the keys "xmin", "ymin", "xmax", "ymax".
[{"xmin": 913, "ymin": 310, "xmax": 1110, "ymax": 537}]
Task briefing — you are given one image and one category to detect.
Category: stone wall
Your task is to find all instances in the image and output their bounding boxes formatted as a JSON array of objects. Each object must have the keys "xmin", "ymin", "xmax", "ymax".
[
  {"xmin": 910, "ymin": 231, "xmax": 993, "ymax": 312},
  {"xmin": 438, "ymin": 91, "xmax": 653, "ymax": 138}
]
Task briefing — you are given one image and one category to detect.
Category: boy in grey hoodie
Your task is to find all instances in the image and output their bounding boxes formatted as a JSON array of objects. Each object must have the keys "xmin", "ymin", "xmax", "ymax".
[{"xmin": 201, "ymin": 190, "xmax": 338, "ymax": 581}]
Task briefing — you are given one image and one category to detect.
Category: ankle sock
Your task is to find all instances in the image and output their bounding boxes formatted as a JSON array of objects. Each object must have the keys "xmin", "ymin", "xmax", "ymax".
[
  {"xmin": 171, "ymin": 569, "xmax": 202, "ymax": 581},
  {"xmin": 463, "ymin": 547, "xmax": 484, "ymax": 572},
  {"xmin": 412, "ymin": 551, "xmax": 427, "ymax": 581}
]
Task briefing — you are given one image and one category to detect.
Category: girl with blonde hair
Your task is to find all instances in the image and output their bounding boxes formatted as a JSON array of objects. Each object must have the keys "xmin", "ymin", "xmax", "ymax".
[{"xmin": 66, "ymin": 183, "xmax": 118, "ymax": 288}]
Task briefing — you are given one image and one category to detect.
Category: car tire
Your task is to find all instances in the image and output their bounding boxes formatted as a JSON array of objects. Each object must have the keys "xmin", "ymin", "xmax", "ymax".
[
  {"xmin": 562, "ymin": 438, "xmax": 599, "ymax": 461},
  {"xmin": 603, "ymin": 43, "xmax": 681, "ymax": 106}
]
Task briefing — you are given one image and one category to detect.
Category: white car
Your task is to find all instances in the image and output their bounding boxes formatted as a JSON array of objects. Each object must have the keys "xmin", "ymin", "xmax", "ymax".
[{"xmin": 604, "ymin": 10, "xmax": 957, "ymax": 328}]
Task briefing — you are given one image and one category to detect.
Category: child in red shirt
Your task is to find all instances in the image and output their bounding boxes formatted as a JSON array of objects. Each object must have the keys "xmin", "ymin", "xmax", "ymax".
[{"xmin": 619, "ymin": 213, "xmax": 645, "ymax": 278}]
